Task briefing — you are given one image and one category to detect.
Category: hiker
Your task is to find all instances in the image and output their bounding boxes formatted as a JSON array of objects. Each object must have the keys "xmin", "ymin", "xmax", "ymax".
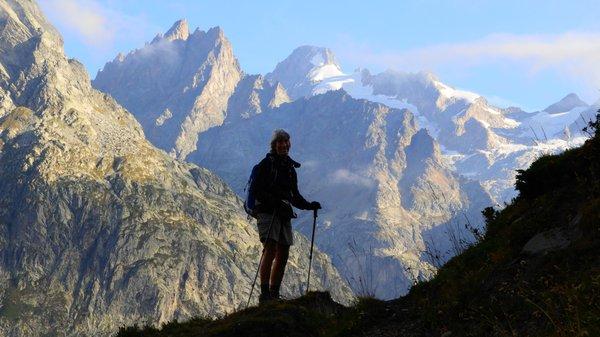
[{"xmin": 253, "ymin": 129, "xmax": 321, "ymax": 303}]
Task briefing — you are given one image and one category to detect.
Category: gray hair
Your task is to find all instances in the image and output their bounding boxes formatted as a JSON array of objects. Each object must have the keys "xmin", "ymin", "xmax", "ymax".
[{"xmin": 270, "ymin": 129, "xmax": 290, "ymax": 152}]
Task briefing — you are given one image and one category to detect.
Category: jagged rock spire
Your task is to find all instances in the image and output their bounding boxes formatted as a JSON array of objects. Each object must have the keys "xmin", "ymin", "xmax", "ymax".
[{"xmin": 164, "ymin": 19, "xmax": 189, "ymax": 41}]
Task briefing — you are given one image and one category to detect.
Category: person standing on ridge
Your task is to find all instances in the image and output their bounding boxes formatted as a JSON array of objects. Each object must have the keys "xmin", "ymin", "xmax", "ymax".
[{"xmin": 253, "ymin": 129, "xmax": 321, "ymax": 303}]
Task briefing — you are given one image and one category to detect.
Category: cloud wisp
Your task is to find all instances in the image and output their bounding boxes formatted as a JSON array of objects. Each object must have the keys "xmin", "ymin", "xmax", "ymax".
[
  {"xmin": 337, "ymin": 32, "xmax": 600, "ymax": 89},
  {"xmin": 39, "ymin": 0, "xmax": 114, "ymax": 48},
  {"xmin": 39, "ymin": 0, "xmax": 155, "ymax": 51},
  {"xmin": 329, "ymin": 169, "xmax": 375, "ymax": 188}
]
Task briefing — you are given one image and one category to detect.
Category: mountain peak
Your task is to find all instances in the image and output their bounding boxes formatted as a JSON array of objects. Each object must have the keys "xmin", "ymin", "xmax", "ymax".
[
  {"xmin": 544, "ymin": 93, "xmax": 588, "ymax": 114},
  {"xmin": 164, "ymin": 19, "xmax": 189, "ymax": 41},
  {"xmin": 286, "ymin": 45, "xmax": 340, "ymax": 69},
  {"xmin": 266, "ymin": 45, "xmax": 343, "ymax": 99},
  {"xmin": 0, "ymin": 0, "xmax": 63, "ymax": 49}
]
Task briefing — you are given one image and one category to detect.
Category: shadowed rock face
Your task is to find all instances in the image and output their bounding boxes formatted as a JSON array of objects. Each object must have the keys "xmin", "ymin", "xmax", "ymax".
[
  {"xmin": 224, "ymin": 74, "xmax": 290, "ymax": 123},
  {"xmin": 189, "ymin": 90, "xmax": 491, "ymax": 299},
  {"xmin": 0, "ymin": 2, "xmax": 353, "ymax": 336}
]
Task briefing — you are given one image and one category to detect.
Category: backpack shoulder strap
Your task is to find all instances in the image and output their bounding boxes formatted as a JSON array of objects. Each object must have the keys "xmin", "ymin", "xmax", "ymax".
[{"xmin": 267, "ymin": 155, "xmax": 278, "ymax": 186}]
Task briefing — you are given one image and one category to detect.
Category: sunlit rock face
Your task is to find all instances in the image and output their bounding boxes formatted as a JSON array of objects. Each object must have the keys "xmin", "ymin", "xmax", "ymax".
[
  {"xmin": 93, "ymin": 20, "xmax": 243, "ymax": 160},
  {"xmin": 93, "ymin": 21, "xmax": 293, "ymax": 161},
  {"xmin": 0, "ymin": 2, "xmax": 353, "ymax": 336},
  {"xmin": 223, "ymin": 74, "xmax": 290, "ymax": 123}
]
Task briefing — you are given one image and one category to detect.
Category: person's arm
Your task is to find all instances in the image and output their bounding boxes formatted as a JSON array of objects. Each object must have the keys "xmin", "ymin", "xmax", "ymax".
[{"xmin": 290, "ymin": 168, "xmax": 312, "ymax": 210}]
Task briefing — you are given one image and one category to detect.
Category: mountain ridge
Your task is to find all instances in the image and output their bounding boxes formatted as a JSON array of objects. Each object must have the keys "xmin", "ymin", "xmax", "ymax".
[
  {"xmin": 93, "ymin": 23, "xmax": 242, "ymax": 159},
  {"xmin": 276, "ymin": 45, "xmax": 596, "ymax": 203}
]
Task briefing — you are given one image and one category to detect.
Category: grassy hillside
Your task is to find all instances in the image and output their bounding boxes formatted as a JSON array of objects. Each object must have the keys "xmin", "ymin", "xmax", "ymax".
[{"xmin": 117, "ymin": 115, "xmax": 600, "ymax": 337}]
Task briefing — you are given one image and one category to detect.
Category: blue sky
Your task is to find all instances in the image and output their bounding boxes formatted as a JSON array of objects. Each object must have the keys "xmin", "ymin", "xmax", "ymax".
[{"xmin": 39, "ymin": 0, "xmax": 600, "ymax": 111}]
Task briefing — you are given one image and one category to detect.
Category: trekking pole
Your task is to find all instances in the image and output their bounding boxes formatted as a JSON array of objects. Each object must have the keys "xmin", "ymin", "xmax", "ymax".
[
  {"xmin": 246, "ymin": 210, "xmax": 277, "ymax": 309},
  {"xmin": 306, "ymin": 209, "xmax": 318, "ymax": 295}
]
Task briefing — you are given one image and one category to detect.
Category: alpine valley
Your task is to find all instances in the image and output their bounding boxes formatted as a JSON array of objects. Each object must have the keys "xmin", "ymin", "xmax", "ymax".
[
  {"xmin": 92, "ymin": 19, "xmax": 597, "ymax": 303},
  {"xmin": 1, "ymin": 1, "xmax": 597, "ymax": 336}
]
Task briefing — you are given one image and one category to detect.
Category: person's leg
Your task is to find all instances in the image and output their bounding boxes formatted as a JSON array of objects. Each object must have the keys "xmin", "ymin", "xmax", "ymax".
[
  {"xmin": 269, "ymin": 243, "xmax": 290, "ymax": 298},
  {"xmin": 259, "ymin": 239, "xmax": 277, "ymax": 302}
]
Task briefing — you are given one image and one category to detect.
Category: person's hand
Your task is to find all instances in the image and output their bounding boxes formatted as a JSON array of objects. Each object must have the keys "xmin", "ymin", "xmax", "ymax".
[{"xmin": 309, "ymin": 201, "xmax": 322, "ymax": 210}]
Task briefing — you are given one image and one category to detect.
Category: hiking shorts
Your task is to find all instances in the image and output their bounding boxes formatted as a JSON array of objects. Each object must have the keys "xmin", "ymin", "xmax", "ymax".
[{"xmin": 256, "ymin": 213, "xmax": 293, "ymax": 246}]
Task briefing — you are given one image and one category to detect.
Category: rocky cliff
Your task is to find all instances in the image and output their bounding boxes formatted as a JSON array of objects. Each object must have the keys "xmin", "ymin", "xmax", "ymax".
[{"xmin": 93, "ymin": 20, "xmax": 243, "ymax": 160}]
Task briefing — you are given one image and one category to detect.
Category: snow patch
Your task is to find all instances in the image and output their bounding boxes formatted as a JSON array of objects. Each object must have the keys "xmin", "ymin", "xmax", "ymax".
[
  {"xmin": 313, "ymin": 75, "xmax": 354, "ymax": 95},
  {"xmin": 315, "ymin": 71, "xmax": 443, "ymax": 138},
  {"xmin": 520, "ymin": 106, "xmax": 588, "ymax": 138},
  {"xmin": 435, "ymin": 81, "xmax": 480, "ymax": 103},
  {"xmin": 309, "ymin": 64, "xmax": 345, "ymax": 82}
]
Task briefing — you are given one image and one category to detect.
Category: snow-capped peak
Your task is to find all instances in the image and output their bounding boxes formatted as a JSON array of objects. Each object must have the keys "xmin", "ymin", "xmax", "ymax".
[
  {"xmin": 310, "ymin": 53, "xmax": 325, "ymax": 66},
  {"xmin": 297, "ymin": 45, "xmax": 339, "ymax": 66},
  {"xmin": 266, "ymin": 45, "xmax": 344, "ymax": 99},
  {"xmin": 433, "ymin": 80, "xmax": 481, "ymax": 103}
]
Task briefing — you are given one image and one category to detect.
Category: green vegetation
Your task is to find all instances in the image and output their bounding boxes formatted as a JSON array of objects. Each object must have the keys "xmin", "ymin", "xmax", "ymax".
[
  {"xmin": 377, "ymin": 112, "xmax": 600, "ymax": 336},
  {"xmin": 0, "ymin": 286, "xmax": 35, "ymax": 321},
  {"xmin": 116, "ymin": 113, "xmax": 600, "ymax": 336}
]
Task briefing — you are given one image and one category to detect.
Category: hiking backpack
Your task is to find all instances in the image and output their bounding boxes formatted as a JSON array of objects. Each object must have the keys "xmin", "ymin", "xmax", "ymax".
[{"xmin": 244, "ymin": 157, "xmax": 276, "ymax": 218}]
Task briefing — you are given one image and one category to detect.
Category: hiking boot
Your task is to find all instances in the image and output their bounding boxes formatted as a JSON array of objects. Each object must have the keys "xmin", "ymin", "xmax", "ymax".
[
  {"xmin": 258, "ymin": 292, "xmax": 271, "ymax": 305},
  {"xmin": 259, "ymin": 283, "xmax": 271, "ymax": 305},
  {"xmin": 269, "ymin": 284, "xmax": 283, "ymax": 302},
  {"xmin": 270, "ymin": 294, "xmax": 284, "ymax": 302}
]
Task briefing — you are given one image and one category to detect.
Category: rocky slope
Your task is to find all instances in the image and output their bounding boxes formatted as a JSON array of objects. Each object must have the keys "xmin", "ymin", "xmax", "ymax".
[
  {"xmin": 0, "ymin": 2, "xmax": 352, "ymax": 336},
  {"xmin": 223, "ymin": 74, "xmax": 290, "ymax": 123},
  {"xmin": 92, "ymin": 21, "xmax": 293, "ymax": 161}
]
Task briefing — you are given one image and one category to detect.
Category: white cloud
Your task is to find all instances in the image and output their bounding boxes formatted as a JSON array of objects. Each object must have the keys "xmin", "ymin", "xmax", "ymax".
[
  {"xmin": 39, "ymin": 0, "xmax": 113, "ymax": 47},
  {"xmin": 301, "ymin": 160, "xmax": 320, "ymax": 170},
  {"xmin": 337, "ymin": 32, "xmax": 600, "ymax": 89},
  {"xmin": 38, "ymin": 0, "xmax": 154, "ymax": 51},
  {"xmin": 329, "ymin": 169, "xmax": 374, "ymax": 188}
]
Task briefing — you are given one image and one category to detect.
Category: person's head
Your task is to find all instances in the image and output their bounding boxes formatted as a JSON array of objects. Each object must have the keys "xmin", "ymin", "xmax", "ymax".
[{"xmin": 270, "ymin": 129, "xmax": 291, "ymax": 156}]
